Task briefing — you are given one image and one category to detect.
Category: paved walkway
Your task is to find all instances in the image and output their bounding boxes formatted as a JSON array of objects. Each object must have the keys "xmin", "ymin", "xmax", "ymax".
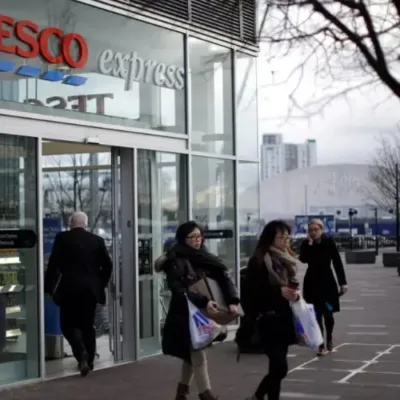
[{"xmin": 2, "ymin": 257, "xmax": 400, "ymax": 400}]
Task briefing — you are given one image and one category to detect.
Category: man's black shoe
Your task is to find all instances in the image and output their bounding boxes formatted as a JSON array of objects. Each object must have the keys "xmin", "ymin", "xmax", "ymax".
[{"xmin": 79, "ymin": 360, "xmax": 90, "ymax": 377}]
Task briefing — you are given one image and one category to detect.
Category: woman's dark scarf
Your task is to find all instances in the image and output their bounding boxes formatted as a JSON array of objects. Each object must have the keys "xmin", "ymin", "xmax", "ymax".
[{"xmin": 168, "ymin": 242, "xmax": 228, "ymax": 273}]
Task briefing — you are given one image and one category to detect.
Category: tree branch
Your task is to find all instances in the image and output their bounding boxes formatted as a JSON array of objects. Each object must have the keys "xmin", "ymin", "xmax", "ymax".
[{"xmin": 259, "ymin": 0, "xmax": 400, "ymax": 118}]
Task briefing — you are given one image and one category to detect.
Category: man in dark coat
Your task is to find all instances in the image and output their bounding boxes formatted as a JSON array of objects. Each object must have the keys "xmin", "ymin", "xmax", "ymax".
[
  {"xmin": 44, "ymin": 212, "xmax": 113, "ymax": 376},
  {"xmin": 299, "ymin": 218, "xmax": 347, "ymax": 355}
]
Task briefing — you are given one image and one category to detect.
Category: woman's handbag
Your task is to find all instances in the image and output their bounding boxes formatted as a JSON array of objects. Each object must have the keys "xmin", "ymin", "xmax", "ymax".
[{"xmin": 189, "ymin": 275, "xmax": 243, "ymax": 325}]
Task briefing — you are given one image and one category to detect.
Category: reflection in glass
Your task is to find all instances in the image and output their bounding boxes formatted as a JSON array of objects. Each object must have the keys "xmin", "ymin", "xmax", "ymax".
[
  {"xmin": 137, "ymin": 150, "xmax": 188, "ymax": 357},
  {"xmin": 189, "ymin": 38, "xmax": 233, "ymax": 154},
  {"xmin": 0, "ymin": 0, "xmax": 185, "ymax": 133},
  {"xmin": 238, "ymin": 162, "xmax": 261, "ymax": 267},
  {"xmin": 236, "ymin": 53, "xmax": 259, "ymax": 159},
  {"xmin": 192, "ymin": 156, "xmax": 235, "ymax": 272},
  {"xmin": 0, "ymin": 134, "xmax": 39, "ymax": 385},
  {"xmin": 42, "ymin": 148, "xmax": 112, "ymax": 234}
]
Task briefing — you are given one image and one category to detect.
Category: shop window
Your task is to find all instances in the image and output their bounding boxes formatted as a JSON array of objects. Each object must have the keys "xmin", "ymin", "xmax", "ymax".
[
  {"xmin": 236, "ymin": 53, "xmax": 259, "ymax": 159},
  {"xmin": 237, "ymin": 161, "xmax": 260, "ymax": 268},
  {"xmin": 191, "ymin": 156, "xmax": 235, "ymax": 272},
  {"xmin": 189, "ymin": 38, "xmax": 233, "ymax": 155},
  {"xmin": 0, "ymin": 0, "xmax": 185, "ymax": 134},
  {"xmin": 0, "ymin": 134, "xmax": 39, "ymax": 385}
]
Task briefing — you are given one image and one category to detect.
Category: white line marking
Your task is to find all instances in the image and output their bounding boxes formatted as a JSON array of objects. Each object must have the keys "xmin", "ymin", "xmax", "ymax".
[
  {"xmin": 342, "ymin": 307, "xmax": 364, "ymax": 310},
  {"xmin": 344, "ymin": 381, "xmax": 400, "ymax": 388},
  {"xmin": 359, "ymin": 370, "xmax": 400, "ymax": 375},
  {"xmin": 360, "ymin": 294, "xmax": 386, "ymax": 297},
  {"xmin": 300, "ymin": 367, "xmax": 352, "ymax": 373},
  {"xmin": 285, "ymin": 378, "xmax": 315, "ymax": 383},
  {"xmin": 349, "ymin": 324, "xmax": 386, "ymax": 328},
  {"xmin": 337, "ymin": 344, "xmax": 396, "ymax": 383},
  {"xmin": 287, "ymin": 354, "xmax": 297, "ymax": 358},
  {"xmin": 281, "ymin": 393, "xmax": 339, "ymax": 399},
  {"xmin": 288, "ymin": 343, "xmax": 347, "ymax": 374},
  {"xmin": 339, "ymin": 343, "xmax": 399, "ymax": 346},
  {"xmin": 347, "ymin": 332, "xmax": 388, "ymax": 335},
  {"xmin": 341, "ymin": 299, "xmax": 357, "ymax": 302},
  {"xmin": 357, "ymin": 283, "xmax": 381, "ymax": 287},
  {"xmin": 332, "ymin": 359, "xmax": 368, "ymax": 363}
]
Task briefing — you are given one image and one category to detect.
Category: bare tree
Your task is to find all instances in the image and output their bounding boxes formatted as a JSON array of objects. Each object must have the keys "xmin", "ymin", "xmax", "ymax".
[
  {"xmin": 366, "ymin": 132, "xmax": 400, "ymax": 210},
  {"xmin": 43, "ymin": 154, "xmax": 111, "ymax": 231},
  {"xmin": 254, "ymin": 0, "xmax": 400, "ymax": 118},
  {"xmin": 135, "ymin": 1, "xmax": 400, "ymax": 117}
]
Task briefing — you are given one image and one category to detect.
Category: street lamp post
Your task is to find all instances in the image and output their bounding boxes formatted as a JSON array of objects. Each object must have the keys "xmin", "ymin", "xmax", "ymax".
[
  {"xmin": 348, "ymin": 208, "xmax": 358, "ymax": 250},
  {"xmin": 373, "ymin": 207, "xmax": 378, "ymax": 256}
]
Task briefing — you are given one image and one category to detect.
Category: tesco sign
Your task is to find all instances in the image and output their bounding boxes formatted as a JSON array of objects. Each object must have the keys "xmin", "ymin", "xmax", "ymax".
[
  {"xmin": 0, "ymin": 14, "xmax": 88, "ymax": 68},
  {"xmin": 0, "ymin": 14, "xmax": 88, "ymax": 86},
  {"xmin": 0, "ymin": 14, "xmax": 185, "ymax": 91}
]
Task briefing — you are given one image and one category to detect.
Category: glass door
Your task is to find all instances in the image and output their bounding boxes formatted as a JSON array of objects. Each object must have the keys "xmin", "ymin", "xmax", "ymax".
[
  {"xmin": 137, "ymin": 150, "xmax": 161, "ymax": 357},
  {"xmin": 42, "ymin": 141, "xmax": 117, "ymax": 375},
  {"xmin": 108, "ymin": 148, "xmax": 122, "ymax": 361},
  {"xmin": 137, "ymin": 150, "xmax": 188, "ymax": 357},
  {"xmin": 115, "ymin": 148, "xmax": 188, "ymax": 360}
]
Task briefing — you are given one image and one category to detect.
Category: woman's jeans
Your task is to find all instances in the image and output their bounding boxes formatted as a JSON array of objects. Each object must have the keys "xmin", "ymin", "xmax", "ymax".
[
  {"xmin": 255, "ymin": 344, "xmax": 289, "ymax": 400},
  {"xmin": 180, "ymin": 349, "xmax": 211, "ymax": 393}
]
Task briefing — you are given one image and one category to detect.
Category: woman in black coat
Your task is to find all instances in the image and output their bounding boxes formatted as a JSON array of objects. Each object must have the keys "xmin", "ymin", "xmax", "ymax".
[
  {"xmin": 299, "ymin": 219, "xmax": 348, "ymax": 356},
  {"xmin": 244, "ymin": 220, "xmax": 300, "ymax": 400},
  {"xmin": 155, "ymin": 221, "xmax": 240, "ymax": 400}
]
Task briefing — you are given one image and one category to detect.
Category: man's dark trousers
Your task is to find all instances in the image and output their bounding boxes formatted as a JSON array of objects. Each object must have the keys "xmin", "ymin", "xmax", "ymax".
[{"xmin": 59, "ymin": 291, "xmax": 97, "ymax": 364}]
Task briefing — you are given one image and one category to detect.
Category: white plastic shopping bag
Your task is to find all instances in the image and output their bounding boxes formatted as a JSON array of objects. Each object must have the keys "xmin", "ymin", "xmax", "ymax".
[
  {"xmin": 187, "ymin": 296, "xmax": 222, "ymax": 350},
  {"xmin": 291, "ymin": 297, "xmax": 323, "ymax": 350}
]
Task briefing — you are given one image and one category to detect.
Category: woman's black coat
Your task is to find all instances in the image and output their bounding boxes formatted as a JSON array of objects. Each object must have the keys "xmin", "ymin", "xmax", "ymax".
[
  {"xmin": 243, "ymin": 255, "xmax": 297, "ymax": 347},
  {"xmin": 299, "ymin": 235, "xmax": 347, "ymax": 313},
  {"xmin": 156, "ymin": 252, "xmax": 239, "ymax": 363}
]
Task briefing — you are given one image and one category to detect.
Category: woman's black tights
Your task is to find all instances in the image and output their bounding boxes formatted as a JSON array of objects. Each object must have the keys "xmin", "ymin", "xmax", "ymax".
[
  {"xmin": 255, "ymin": 344, "xmax": 288, "ymax": 400},
  {"xmin": 314, "ymin": 305, "xmax": 335, "ymax": 343}
]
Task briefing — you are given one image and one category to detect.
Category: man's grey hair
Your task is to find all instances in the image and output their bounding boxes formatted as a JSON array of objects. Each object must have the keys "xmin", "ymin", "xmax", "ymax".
[{"xmin": 69, "ymin": 211, "xmax": 88, "ymax": 229}]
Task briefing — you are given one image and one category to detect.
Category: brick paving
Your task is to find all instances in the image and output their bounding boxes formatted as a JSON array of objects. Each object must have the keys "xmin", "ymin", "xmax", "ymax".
[{"xmin": 2, "ymin": 254, "xmax": 400, "ymax": 400}]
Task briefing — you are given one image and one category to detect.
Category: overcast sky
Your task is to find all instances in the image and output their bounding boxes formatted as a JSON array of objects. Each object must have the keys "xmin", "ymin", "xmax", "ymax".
[{"xmin": 257, "ymin": 43, "xmax": 400, "ymax": 165}]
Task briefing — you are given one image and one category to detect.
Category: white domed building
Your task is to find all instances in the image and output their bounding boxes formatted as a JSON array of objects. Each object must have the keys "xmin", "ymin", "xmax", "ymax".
[{"xmin": 243, "ymin": 164, "xmax": 379, "ymax": 222}]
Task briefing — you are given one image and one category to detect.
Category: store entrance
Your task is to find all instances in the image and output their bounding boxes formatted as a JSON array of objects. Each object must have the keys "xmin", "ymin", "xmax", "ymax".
[
  {"xmin": 42, "ymin": 141, "xmax": 122, "ymax": 377},
  {"xmin": 41, "ymin": 142, "xmax": 188, "ymax": 376}
]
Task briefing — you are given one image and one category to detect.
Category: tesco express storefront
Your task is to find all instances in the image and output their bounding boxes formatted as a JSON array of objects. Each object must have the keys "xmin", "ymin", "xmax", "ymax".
[{"xmin": 0, "ymin": 0, "xmax": 260, "ymax": 389}]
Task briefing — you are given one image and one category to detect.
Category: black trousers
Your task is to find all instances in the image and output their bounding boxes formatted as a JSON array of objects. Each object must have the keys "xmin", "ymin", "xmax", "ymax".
[
  {"xmin": 255, "ymin": 344, "xmax": 289, "ymax": 400},
  {"xmin": 314, "ymin": 304, "xmax": 334, "ymax": 344},
  {"xmin": 59, "ymin": 292, "xmax": 97, "ymax": 363}
]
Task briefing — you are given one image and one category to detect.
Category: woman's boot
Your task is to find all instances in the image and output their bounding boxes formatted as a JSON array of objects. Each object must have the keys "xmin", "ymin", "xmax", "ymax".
[
  {"xmin": 175, "ymin": 383, "xmax": 190, "ymax": 400},
  {"xmin": 199, "ymin": 389, "xmax": 218, "ymax": 400}
]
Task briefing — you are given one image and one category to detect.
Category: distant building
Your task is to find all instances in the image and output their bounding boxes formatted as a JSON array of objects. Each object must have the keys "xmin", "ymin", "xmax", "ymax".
[
  {"xmin": 243, "ymin": 163, "xmax": 391, "ymax": 222},
  {"xmin": 284, "ymin": 143, "xmax": 298, "ymax": 172},
  {"xmin": 261, "ymin": 133, "xmax": 285, "ymax": 180},
  {"xmin": 261, "ymin": 134, "xmax": 317, "ymax": 180},
  {"xmin": 306, "ymin": 139, "xmax": 317, "ymax": 167}
]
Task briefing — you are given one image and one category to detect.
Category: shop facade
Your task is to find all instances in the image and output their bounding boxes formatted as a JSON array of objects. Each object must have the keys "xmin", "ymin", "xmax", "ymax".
[{"xmin": 0, "ymin": 0, "xmax": 260, "ymax": 388}]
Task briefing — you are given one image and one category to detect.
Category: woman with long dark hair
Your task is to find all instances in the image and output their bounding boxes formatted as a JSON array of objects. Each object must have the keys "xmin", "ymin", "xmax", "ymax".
[
  {"xmin": 155, "ymin": 221, "xmax": 240, "ymax": 400},
  {"xmin": 244, "ymin": 220, "xmax": 299, "ymax": 400},
  {"xmin": 299, "ymin": 219, "xmax": 347, "ymax": 356}
]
